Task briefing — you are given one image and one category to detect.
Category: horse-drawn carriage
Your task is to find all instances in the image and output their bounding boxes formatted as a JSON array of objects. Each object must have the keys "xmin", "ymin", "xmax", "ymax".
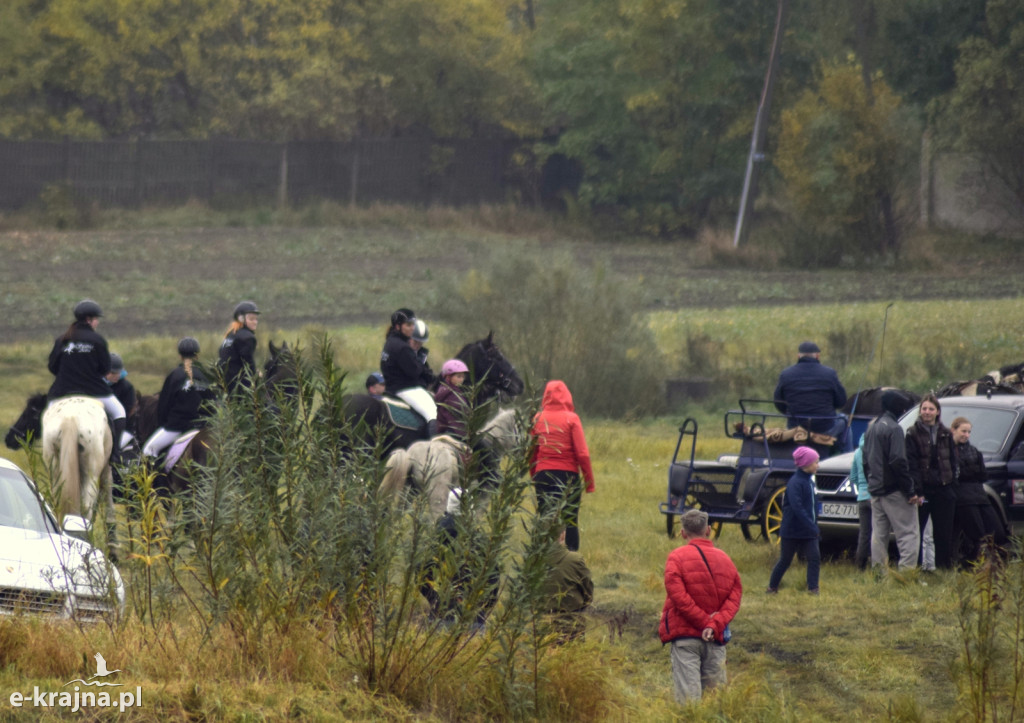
[{"xmin": 659, "ymin": 398, "xmax": 863, "ymax": 542}]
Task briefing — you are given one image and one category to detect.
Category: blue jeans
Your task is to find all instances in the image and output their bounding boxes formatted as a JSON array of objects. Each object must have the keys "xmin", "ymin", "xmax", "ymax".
[{"xmin": 768, "ymin": 537, "xmax": 820, "ymax": 591}]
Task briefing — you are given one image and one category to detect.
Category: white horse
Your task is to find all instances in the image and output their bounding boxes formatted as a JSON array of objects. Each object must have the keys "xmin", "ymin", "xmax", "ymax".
[
  {"xmin": 41, "ymin": 396, "xmax": 113, "ymax": 520},
  {"xmin": 378, "ymin": 408, "xmax": 520, "ymax": 520}
]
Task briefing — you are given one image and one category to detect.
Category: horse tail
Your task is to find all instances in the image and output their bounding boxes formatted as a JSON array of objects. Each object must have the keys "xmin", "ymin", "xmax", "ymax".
[
  {"xmin": 379, "ymin": 448, "xmax": 413, "ymax": 500},
  {"xmin": 58, "ymin": 414, "xmax": 82, "ymax": 516}
]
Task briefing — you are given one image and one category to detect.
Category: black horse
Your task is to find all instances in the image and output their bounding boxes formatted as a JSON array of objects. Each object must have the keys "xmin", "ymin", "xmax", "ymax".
[
  {"xmin": 5, "ymin": 392, "xmax": 48, "ymax": 450},
  {"xmin": 339, "ymin": 332, "xmax": 524, "ymax": 453}
]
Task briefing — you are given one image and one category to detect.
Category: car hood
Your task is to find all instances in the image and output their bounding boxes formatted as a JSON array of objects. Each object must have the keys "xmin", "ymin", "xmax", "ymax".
[
  {"xmin": 817, "ymin": 451, "xmax": 855, "ymax": 474},
  {"xmin": 0, "ymin": 525, "xmax": 124, "ymax": 613}
]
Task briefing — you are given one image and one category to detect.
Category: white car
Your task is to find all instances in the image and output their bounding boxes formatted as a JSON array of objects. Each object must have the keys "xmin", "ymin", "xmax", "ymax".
[{"xmin": 0, "ymin": 456, "xmax": 125, "ymax": 620}]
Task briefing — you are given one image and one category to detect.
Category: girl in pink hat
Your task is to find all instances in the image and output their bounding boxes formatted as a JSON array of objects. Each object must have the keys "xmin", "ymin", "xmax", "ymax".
[{"xmin": 766, "ymin": 446, "xmax": 821, "ymax": 594}]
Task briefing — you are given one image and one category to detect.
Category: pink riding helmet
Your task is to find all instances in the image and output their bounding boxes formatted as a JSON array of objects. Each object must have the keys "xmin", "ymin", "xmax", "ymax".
[{"xmin": 440, "ymin": 359, "xmax": 470, "ymax": 378}]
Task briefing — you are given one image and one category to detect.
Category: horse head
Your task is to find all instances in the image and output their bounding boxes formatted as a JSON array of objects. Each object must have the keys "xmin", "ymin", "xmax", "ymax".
[
  {"xmin": 457, "ymin": 332, "xmax": 524, "ymax": 403},
  {"xmin": 5, "ymin": 393, "xmax": 47, "ymax": 450},
  {"xmin": 265, "ymin": 341, "xmax": 300, "ymax": 400}
]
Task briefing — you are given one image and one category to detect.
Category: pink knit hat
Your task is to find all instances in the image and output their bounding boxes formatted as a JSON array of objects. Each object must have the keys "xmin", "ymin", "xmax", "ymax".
[{"xmin": 793, "ymin": 446, "xmax": 820, "ymax": 468}]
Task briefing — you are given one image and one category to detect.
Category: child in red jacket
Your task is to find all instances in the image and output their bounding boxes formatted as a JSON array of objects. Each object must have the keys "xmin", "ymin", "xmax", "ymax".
[{"xmin": 530, "ymin": 380, "xmax": 595, "ymax": 551}]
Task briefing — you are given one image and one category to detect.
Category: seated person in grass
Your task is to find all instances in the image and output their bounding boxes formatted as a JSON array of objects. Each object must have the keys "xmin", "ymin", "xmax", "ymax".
[{"xmin": 539, "ymin": 526, "xmax": 594, "ymax": 643}]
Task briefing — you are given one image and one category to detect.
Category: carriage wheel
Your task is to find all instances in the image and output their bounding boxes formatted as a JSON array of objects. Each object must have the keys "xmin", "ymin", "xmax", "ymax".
[
  {"xmin": 761, "ymin": 487, "xmax": 785, "ymax": 545},
  {"xmin": 666, "ymin": 491, "xmax": 722, "ymax": 539}
]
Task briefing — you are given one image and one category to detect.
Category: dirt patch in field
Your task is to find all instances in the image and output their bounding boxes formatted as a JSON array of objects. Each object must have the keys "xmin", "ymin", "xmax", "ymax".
[{"xmin": 2, "ymin": 226, "xmax": 1021, "ymax": 341}]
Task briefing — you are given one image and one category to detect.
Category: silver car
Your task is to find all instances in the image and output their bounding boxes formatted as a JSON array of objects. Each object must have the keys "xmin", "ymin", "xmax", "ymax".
[{"xmin": 0, "ymin": 456, "xmax": 125, "ymax": 620}]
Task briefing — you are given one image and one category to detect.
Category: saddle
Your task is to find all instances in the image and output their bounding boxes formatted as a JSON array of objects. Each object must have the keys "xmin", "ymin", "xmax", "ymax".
[
  {"xmin": 164, "ymin": 430, "xmax": 201, "ymax": 471},
  {"xmin": 381, "ymin": 396, "xmax": 426, "ymax": 431}
]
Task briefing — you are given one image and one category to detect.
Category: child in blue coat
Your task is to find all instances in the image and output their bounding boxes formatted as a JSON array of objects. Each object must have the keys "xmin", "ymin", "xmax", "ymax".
[{"xmin": 767, "ymin": 446, "xmax": 821, "ymax": 594}]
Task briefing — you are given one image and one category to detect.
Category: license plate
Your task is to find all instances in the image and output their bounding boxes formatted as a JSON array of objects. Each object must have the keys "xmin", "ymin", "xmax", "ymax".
[{"xmin": 820, "ymin": 502, "xmax": 858, "ymax": 519}]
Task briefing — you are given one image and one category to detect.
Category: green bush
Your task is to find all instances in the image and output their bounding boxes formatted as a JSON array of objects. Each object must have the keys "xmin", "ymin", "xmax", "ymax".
[{"xmin": 438, "ymin": 253, "xmax": 667, "ymax": 418}]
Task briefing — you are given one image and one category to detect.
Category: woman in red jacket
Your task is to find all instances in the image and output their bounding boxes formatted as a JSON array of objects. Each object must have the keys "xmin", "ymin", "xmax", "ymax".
[{"xmin": 529, "ymin": 380, "xmax": 595, "ymax": 551}]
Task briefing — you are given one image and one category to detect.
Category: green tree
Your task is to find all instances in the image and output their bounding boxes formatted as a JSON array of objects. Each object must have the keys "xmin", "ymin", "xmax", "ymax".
[
  {"xmin": 530, "ymin": 0, "xmax": 789, "ymax": 235},
  {"xmin": 361, "ymin": 0, "xmax": 538, "ymax": 137},
  {"xmin": 774, "ymin": 62, "xmax": 917, "ymax": 259},
  {"xmin": 934, "ymin": 0, "xmax": 1024, "ymax": 212}
]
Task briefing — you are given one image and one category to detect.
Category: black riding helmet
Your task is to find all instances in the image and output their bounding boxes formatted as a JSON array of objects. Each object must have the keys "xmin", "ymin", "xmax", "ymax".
[
  {"xmin": 73, "ymin": 299, "xmax": 103, "ymax": 321},
  {"xmin": 391, "ymin": 308, "xmax": 416, "ymax": 327},
  {"xmin": 411, "ymin": 319, "xmax": 429, "ymax": 343},
  {"xmin": 177, "ymin": 337, "xmax": 201, "ymax": 358},
  {"xmin": 233, "ymin": 300, "xmax": 260, "ymax": 320},
  {"xmin": 109, "ymin": 353, "xmax": 124, "ymax": 372}
]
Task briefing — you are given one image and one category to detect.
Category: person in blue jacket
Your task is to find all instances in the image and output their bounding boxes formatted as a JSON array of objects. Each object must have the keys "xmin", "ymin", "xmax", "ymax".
[
  {"xmin": 849, "ymin": 434, "xmax": 872, "ymax": 570},
  {"xmin": 774, "ymin": 341, "xmax": 847, "ymax": 436},
  {"xmin": 767, "ymin": 446, "xmax": 821, "ymax": 594}
]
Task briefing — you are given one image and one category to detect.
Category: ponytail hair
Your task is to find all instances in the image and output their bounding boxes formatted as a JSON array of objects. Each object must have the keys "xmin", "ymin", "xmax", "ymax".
[
  {"xmin": 224, "ymin": 320, "xmax": 243, "ymax": 338},
  {"xmin": 183, "ymin": 357, "xmax": 195, "ymax": 383}
]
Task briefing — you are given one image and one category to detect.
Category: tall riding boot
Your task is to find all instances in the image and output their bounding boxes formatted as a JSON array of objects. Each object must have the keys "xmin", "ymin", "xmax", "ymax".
[
  {"xmin": 110, "ymin": 417, "xmax": 127, "ymax": 466},
  {"xmin": 426, "ymin": 419, "xmax": 438, "ymax": 439}
]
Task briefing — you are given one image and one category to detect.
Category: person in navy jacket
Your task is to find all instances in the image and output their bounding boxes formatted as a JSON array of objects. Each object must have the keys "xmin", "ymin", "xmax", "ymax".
[
  {"xmin": 774, "ymin": 341, "xmax": 847, "ymax": 436},
  {"xmin": 767, "ymin": 446, "xmax": 821, "ymax": 594},
  {"xmin": 47, "ymin": 299, "xmax": 128, "ymax": 463}
]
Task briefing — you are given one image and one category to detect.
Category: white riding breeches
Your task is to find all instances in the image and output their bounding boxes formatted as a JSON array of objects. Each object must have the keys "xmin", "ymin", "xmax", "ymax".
[
  {"xmin": 143, "ymin": 428, "xmax": 181, "ymax": 458},
  {"xmin": 396, "ymin": 387, "xmax": 437, "ymax": 422},
  {"xmin": 98, "ymin": 394, "xmax": 126, "ymax": 421}
]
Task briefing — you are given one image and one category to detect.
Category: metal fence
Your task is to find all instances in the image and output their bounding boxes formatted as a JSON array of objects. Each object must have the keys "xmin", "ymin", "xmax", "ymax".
[{"xmin": 0, "ymin": 137, "xmax": 523, "ymax": 210}]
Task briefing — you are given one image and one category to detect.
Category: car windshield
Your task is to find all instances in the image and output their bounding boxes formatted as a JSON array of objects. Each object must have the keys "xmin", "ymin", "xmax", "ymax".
[
  {"xmin": 0, "ymin": 467, "xmax": 51, "ymax": 533},
  {"xmin": 900, "ymin": 404, "xmax": 1018, "ymax": 456}
]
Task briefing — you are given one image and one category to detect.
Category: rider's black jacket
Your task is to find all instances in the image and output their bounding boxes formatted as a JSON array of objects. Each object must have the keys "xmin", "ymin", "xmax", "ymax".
[
  {"xmin": 158, "ymin": 364, "xmax": 215, "ymax": 431},
  {"xmin": 381, "ymin": 330, "xmax": 433, "ymax": 394},
  {"xmin": 218, "ymin": 327, "xmax": 257, "ymax": 394},
  {"xmin": 47, "ymin": 322, "xmax": 112, "ymax": 400}
]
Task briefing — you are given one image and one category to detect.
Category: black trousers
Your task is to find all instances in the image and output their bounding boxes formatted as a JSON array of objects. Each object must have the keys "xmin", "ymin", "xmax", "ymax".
[
  {"xmin": 919, "ymin": 485, "xmax": 957, "ymax": 569},
  {"xmin": 533, "ymin": 469, "xmax": 583, "ymax": 551}
]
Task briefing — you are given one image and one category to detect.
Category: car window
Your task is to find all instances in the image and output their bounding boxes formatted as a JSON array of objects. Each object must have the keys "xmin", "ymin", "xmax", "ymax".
[
  {"xmin": 0, "ymin": 467, "xmax": 51, "ymax": 533},
  {"xmin": 899, "ymin": 405, "xmax": 1018, "ymax": 456}
]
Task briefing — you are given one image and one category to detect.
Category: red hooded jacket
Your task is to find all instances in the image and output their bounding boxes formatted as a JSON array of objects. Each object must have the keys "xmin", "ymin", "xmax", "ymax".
[
  {"xmin": 659, "ymin": 537, "xmax": 742, "ymax": 644},
  {"xmin": 529, "ymin": 381, "xmax": 595, "ymax": 491}
]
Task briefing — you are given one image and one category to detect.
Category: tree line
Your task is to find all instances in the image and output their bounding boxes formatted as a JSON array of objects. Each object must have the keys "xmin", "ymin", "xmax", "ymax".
[{"xmin": 1, "ymin": 0, "xmax": 1020, "ymax": 250}]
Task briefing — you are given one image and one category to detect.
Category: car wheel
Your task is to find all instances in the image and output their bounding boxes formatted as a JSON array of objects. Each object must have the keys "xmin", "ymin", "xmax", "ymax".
[{"xmin": 762, "ymin": 487, "xmax": 785, "ymax": 545}]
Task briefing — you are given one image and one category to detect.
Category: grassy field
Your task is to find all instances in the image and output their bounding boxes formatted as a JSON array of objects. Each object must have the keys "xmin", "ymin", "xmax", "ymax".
[{"xmin": 1, "ymin": 213, "xmax": 1022, "ymax": 721}]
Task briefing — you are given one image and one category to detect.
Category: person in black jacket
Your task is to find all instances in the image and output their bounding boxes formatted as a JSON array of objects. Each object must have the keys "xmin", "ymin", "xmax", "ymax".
[
  {"xmin": 218, "ymin": 300, "xmax": 260, "ymax": 396},
  {"xmin": 864, "ymin": 389, "xmax": 920, "ymax": 570},
  {"xmin": 47, "ymin": 299, "xmax": 128, "ymax": 463},
  {"xmin": 380, "ymin": 308, "xmax": 438, "ymax": 436},
  {"xmin": 950, "ymin": 416, "xmax": 1004, "ymax": 564},
  {"xmin": 906, "ymin": 394, "xmax": 957, "ymax": 570},
  {"xmin": 142, "ymin": 337, "xmax": 215, "ymax": 459},
  {"xmin": 774, "ymin": 341, "xmax": 848, "ymax": 436}
]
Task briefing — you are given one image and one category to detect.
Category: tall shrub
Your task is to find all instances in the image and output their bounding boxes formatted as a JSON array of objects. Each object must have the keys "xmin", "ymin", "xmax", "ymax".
[
  {"xmin": 439, "ymin": 253, "xmax": 666, "ymax": 417},
  {"xmin": 774, "ymin": 62, "xmax": 919, "ymax": 262}
]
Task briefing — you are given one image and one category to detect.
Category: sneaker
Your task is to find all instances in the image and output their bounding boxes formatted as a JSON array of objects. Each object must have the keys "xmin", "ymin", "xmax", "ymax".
[
  {"xmin": 808, "ymin": 588, "xmax": 819, "ymax": 595},
  {"xmin": 765, "ymin": 587, "xmax": 778, "ymax": 594}
]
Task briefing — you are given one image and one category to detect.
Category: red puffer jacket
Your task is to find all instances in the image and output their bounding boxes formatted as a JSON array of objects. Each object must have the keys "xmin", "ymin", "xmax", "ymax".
[
  {"xmin": 529, "ymin": 380, "xmax": 595, "ymax": 490},
  {"xmin": 659, "ymin": 538, "xmax": 742, "ymax": 644}
]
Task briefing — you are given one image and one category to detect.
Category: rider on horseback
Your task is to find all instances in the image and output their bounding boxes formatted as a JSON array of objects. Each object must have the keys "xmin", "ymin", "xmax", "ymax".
[
  {"xmin": 409, "ymin": 319, "xmax": 436, "ymax": 389},
  {"xmin": 105, "ymin": 352, "xmax": 138, "ymax": 445},
  {"xmin": 381, "ymin": 308, "xmax": 439, "ymax": 437},
  {"xmin": 143, "ymin": 337, "xmax": 216, "ymax": 460},
  {"xmin": 219, "ymin": 300, "xmax": 260, "ymax": 396},
  {"xmin": 47, "ymin": 299, "xmax": 128, "ymax": 465}
]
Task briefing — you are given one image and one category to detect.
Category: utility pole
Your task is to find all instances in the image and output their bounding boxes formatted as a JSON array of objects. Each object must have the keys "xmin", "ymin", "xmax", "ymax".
[{"xmin": 733, "ymin": 0, "xmax": 789, "ymax": 248}]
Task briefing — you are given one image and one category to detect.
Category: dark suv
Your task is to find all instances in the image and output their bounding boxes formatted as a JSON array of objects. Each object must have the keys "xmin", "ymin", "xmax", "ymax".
[{"xmin": 815, "ymin": 395, "xmax": 1024, "ymax": 542}]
